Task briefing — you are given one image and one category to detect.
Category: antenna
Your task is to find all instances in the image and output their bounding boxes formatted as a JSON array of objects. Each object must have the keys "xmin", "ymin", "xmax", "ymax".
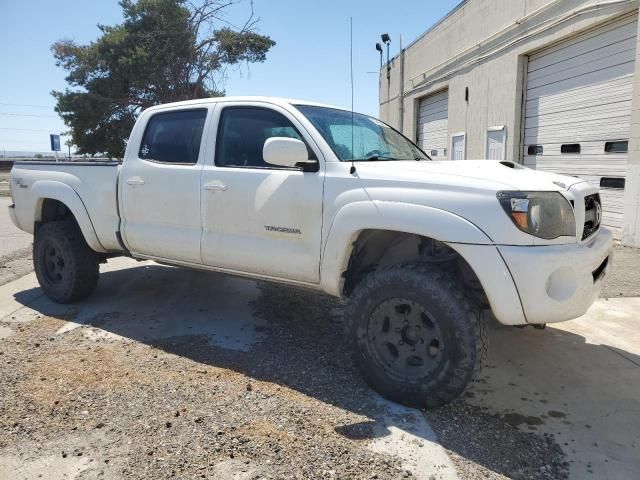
[{"xmin": 350, "ymin": 17, "xmax": 356, "ymax": 175}]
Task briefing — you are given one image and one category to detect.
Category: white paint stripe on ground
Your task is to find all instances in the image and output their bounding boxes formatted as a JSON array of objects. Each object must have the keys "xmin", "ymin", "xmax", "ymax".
[
  {"xmin": 369, "ymin": 398, "xmax": 459, "ymax": 480},
  {"xmin": 0, "ymin": 272, "xmax": 43, "ymax": 322},
  {"xmin": 0, "ymin": 325, "xmax": 13, "ymax": 339},
  {"xmin": 0, "ymin": 453, "xmax": 91, "ymax": 480}
]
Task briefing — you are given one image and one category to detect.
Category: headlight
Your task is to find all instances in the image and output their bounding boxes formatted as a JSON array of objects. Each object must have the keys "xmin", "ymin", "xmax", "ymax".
[{"xmin": 497, "ymin": 191, "xmax": 576, "ymax": 240}]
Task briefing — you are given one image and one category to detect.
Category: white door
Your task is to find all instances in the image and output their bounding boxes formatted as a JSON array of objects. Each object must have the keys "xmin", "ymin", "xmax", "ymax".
[
  {"xmin": 417, "ymin": 90, "xmax": 449, "ymax": 160},
  {"xmin": 524, "ymin": 14, "xmax": 637, "ymax": 233},
  {"xmin": 451, "ymin": 133, "xmax": 466, "ymax": 160},
  {"xmin": 120, "ymin": 108, "xmax": 208, "ymax": 264},
  {"xmin": 200, "ymin": 104, "xmax": 324, "ymax": 283},
  {"xmin": 486, "ymin": 127, "xmax": 506, "ymax": 160}
]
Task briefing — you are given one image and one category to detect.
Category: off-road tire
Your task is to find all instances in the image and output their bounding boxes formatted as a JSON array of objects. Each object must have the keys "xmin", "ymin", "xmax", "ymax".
[
  {"xmin": 34, "ymin": 220, "xmax": 100, "ymax": 303},
  {"xmin": 344, "ymin": 263, "xmax": 481, "ymax": 408}
]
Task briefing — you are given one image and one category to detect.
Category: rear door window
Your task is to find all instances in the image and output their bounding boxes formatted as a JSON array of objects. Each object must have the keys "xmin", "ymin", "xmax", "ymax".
[{"xmin": 139, "ymin": 109, "xmax": 207, "ymax": 164}]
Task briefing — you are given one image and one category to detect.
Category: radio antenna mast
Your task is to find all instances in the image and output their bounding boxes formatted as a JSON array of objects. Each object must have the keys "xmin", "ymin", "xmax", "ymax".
[{"xmin": 350, "ymin": 16, "xmax": 356, "ymax": 175}]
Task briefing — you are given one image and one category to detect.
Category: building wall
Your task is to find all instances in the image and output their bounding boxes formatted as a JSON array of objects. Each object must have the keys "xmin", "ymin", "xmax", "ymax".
[
  {"xmin": 380, "ymin": 0, "xmax": 640, "ymax": 246},
  {"xmin": 380, "ymin": 0, "xmax": 639, "ymax": 160},
  {"xmin": 624, "ymin": 17, "xmax": 640, "ymax": 245}
]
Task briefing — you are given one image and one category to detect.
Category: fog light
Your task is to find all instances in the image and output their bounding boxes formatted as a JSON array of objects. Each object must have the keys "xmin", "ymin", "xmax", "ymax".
[{"xmin": 545, "ymin": 267, "xmax": 578, "ymax": 301}]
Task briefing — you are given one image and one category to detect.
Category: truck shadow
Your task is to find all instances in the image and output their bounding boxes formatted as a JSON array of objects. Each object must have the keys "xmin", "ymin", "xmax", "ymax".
[
  {"xmin": 11, "ymin": 262, "xmax": 446, "ymax": 467},
  {"xmin": 12, "ymin": 261, "xmax": 640, "ymax": 479}
]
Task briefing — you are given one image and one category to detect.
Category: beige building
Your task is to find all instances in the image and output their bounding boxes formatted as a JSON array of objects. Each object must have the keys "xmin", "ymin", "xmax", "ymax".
[{"xmin": 379, "ymin": 0, "xmax": 640, "ymax": 246}]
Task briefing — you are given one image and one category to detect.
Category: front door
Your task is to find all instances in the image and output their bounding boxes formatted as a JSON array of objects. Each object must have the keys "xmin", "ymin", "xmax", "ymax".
[
  {"xmin": 120, "ymin": 108, "xmax": 209, "ymax": 264},
  {"xmin": 200, "ymin": 103, "xmax": 324, "ymax": 283}
]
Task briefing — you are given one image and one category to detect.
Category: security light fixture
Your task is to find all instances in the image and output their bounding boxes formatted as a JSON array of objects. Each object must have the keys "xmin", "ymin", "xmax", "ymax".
[
  {"xmin": 381, "ymin": 33, "xmax": 391, "ymax": 44},
  {"xmin": 376, "ymin": 42, "xmax": 383, "ymax": 69}
]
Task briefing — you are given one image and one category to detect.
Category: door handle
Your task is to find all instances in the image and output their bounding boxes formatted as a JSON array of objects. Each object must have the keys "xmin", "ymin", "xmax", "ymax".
[
  {"xmin": 203, "ymin": 182, "xmax": 228, "ymax": 192},
  {"xmin": 126, "ymin": 177, "xmax": 145, "ymax": 186}
]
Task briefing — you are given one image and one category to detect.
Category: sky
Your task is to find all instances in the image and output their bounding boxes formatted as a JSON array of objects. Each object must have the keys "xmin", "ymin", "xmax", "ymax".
[{"xmin": 0, "ymin": 0, "xmax": 461, "ymax": 153}]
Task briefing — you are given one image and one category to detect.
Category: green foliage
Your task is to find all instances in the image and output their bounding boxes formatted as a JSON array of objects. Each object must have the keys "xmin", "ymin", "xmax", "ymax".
[{"xmin": 52, "ymin": 0, "xmax": 275, "ymax": 158}]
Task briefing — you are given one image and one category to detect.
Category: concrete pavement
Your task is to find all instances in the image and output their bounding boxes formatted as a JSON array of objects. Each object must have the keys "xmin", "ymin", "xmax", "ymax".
[
  {"xmin": 469, "ymin": 303, "xmax": 640, "ymax": 479},
  {"xmin": 0, "ymin": 196, "xmax": 32, "ymax": 258},
  {"xmin": 0, "ymin": 196, "xmax": 33, "ymax": 287}
]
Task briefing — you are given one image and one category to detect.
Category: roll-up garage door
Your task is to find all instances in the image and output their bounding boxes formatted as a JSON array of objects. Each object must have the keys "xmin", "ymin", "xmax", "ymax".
[
  {"xmin": 523, "ymin": 13, "xmax": 637, "ymax": 234},
  {"xmin": 418, "ymin": 90, "xmax": 449, "ymax": 160}
]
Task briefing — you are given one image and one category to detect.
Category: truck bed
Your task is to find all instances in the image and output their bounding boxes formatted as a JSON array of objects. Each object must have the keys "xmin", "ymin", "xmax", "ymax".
[{"xmin": 9, "ymin": 161, "xmax": 123, "ymax": 253}]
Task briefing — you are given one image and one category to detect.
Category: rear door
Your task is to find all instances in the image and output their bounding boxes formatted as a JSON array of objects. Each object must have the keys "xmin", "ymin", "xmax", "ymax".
[
  {"xmin": 200, "ymin": 102, "xmax": 324, "ymax": 283},
  {"xmin": 120, "ymin": 107, "xmax": 209, "ymax": 263}
]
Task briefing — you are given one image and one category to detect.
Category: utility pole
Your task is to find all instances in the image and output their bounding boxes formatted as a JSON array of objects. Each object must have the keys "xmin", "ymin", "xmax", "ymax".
[
  {"xmin": 399, "ymin": 34, "xmax": 405, "ymax": 133},
  {"xmin": 381, "ymin": 34, "xmax": 392, "ymax": 102}
]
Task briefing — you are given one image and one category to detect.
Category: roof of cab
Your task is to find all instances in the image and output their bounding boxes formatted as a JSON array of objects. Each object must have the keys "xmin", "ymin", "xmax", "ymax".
[{"xmin": 144, "ymin": 96, "xmax": 348, "ymax": 113}]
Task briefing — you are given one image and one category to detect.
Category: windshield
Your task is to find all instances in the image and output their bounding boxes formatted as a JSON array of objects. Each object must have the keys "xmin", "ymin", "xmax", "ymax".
[{"xmin": 295, "ymin": 105, "xmax": 430, "ymax": 162}]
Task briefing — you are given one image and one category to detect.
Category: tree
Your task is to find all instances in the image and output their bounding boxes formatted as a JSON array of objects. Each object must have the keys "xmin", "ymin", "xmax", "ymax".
[{"xmin": 52, "ymin": 0, "xmax": 275, "ymax": 158}]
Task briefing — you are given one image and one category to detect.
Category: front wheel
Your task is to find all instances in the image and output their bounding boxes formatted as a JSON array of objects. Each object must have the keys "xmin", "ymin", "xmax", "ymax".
[
  {"xmin": 34, "ymin": 220, "xmax": 100, "ymax": 303},
  {"xmin": 344, "ymin": 263, "xmax": 481, "ymax": 408}
]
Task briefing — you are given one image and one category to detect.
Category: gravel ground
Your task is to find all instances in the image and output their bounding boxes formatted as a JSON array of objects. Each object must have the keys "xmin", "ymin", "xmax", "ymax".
[
  {"xmin": 425, "ymin": 397, "xmax": 569, "ymax": 480},
  {"xmin": 600, "ymin": 245, "xmax": 640, "ymax": 298},
  {"xmin": 0, "ymin": 247, "xmax": 33, "ymax": 287},
  {"xmin": 0, "ymin": 276, "xmax": 572, "ymax": 480},
  {"xmin": 0, "ymin": 285, "xmax": 406, "ymax": 479}
]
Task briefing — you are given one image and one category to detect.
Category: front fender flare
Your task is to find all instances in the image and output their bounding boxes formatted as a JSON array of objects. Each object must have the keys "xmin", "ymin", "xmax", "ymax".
[
  {"xmin": 319, "ymin": 201, "xmax": 493, "ymax": 296},
  {"xmin": 31, "ymin": 180, "xmax": 106, "ymax": 253}
]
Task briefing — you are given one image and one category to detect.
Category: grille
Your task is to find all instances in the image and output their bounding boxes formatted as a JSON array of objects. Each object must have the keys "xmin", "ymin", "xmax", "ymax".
[{"xmin": 582, "ymin": 193, "xmax": 601, "ymax": 240}]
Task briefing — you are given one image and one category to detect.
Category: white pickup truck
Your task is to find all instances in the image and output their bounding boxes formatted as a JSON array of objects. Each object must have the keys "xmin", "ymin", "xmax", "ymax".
[{"xmin": 8, "ymin": 96, "xmax": 612, "ymax": 407}]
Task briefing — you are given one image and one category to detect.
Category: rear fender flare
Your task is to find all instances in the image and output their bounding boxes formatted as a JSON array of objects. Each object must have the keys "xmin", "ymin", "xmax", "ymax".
[{"xmin": 31, "ymin": 180, "xmax": 106, "ymax": 253}]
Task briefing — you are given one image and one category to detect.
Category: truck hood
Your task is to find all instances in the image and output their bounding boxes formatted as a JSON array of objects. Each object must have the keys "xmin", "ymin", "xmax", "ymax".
[{"xmin": 360, "ymin": 160, "xmax": 584, "ymax": 191}]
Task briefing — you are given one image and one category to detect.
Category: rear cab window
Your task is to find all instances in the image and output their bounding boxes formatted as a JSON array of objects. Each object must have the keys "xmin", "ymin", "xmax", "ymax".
[{"xmin": 139, "ymin": 109, "xmax": 207, "ymax": 164}]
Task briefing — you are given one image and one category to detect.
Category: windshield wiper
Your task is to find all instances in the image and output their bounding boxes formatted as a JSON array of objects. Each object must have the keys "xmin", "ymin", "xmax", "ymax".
[
  {"xmin": 350, "ymin": 154, "xmax": 431, "ymax": 162},
  {"xmin": 351, "ymin": 154, "xmax": 398, "ymax": 162}
]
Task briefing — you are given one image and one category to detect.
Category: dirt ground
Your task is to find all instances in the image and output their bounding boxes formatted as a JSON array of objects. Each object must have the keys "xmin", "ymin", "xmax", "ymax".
[
  {"xmin": 600, "ymin": 244, "xmax": 640, "ymax": 298},
  {"xmin": 0, "ymin": 259, "xmax": 579, "ymax": 480}
]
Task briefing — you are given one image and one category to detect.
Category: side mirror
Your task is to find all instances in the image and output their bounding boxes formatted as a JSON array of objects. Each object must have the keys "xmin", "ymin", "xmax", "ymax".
[{"xmin": 263, "ymin": 137, "xmax": 318, "ymax": 171}]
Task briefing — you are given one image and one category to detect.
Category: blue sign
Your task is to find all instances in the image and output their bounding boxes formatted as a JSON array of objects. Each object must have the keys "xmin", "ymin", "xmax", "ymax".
[{"xmin": 50, "ymin": 134, "xmax": 61, "ymax": 152}]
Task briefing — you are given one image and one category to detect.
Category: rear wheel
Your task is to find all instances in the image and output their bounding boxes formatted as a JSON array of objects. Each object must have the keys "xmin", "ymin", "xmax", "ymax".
[
  {"xmin": 344, "ymin": 263, "xmax": 481, "ymax": 408},
  {"xmin": 34, "ymin": 220, "xmax": 100, "ymax": 303}
]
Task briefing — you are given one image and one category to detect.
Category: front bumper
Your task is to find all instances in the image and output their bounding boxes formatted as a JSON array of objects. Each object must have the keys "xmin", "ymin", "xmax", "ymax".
[{"xmin": 499, "ymin": 227, "xmax": 614, "ymax": 324}]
